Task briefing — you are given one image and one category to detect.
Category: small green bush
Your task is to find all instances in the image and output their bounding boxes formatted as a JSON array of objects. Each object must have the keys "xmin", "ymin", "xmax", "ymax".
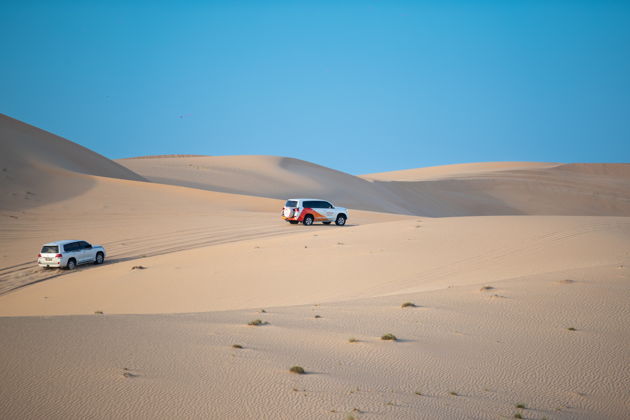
[
  {"xmin": 381, "ymin": 333, "xmax": 397, "ymax": 341},
  {"xmin": 289, "ymin": 366, "xmax": 305, "ymax": 374},
  {"xmin": 248, "ymin": 319, "xmax": 266, "ymax": 326}
]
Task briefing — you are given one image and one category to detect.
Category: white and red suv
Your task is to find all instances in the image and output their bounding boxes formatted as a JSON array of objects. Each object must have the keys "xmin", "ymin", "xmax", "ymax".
[{"xmin": 282, "ymin": 198, "xmax": 348, "ymax": 226}]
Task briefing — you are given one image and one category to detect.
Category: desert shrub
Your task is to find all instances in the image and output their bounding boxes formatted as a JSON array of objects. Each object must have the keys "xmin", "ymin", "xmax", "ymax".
[
  {"xmin": 289, "ymin": 366, "xmax": 305, "ymax": 374},
  {"xmin": 381, "ymin": 333, "xmax": 397, "ymax": 341}
]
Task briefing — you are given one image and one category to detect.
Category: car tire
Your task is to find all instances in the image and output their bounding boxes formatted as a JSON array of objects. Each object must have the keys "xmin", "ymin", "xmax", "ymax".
[
  {"xmin": 288, "ymin": 220, "xmax": 299, "ymax": 224},
  {"xmin": 67, "ymin": 258, "xmax": 77, "ymax": 270},
  {"xmin": 335, "ymin": 214, "xmax": 346, "ymax": 226},
  {"xmin": 322, "ymin": 221, "xmax": 332, "ymax": 225},
  {"xmin": 303, "ymin": 215, "xmax": 314, "ymax": 226},
  {"xmin": 95, "ymin": 252, "xmax": 104, "ymax": 265}
]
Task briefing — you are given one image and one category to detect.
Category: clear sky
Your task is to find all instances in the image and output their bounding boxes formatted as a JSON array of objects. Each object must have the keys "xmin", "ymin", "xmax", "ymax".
[{"xmin": 1, "ymin": 1, "xmax": 629, "ymax": 174}]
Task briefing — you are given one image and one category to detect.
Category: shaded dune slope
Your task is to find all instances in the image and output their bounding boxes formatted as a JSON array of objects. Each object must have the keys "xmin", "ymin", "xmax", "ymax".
[{"xmin": 0, "ymin": 114, "xmax": 145, "ymax": 211}]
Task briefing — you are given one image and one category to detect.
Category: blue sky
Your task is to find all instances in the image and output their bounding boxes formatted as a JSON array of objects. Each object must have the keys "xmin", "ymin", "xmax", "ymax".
[{"xmin": 1, "ymin": 1, "xmax": 629, "ymax": 174}]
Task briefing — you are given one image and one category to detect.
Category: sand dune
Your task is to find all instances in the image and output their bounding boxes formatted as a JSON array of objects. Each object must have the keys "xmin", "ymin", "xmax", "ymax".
[
  {"xmin": 1, "ymin": 250, "xmax": 628, "ymax": 419},
  {"xmin": 0, "ymin": 114, "xmax": 144, "ymax": 211},
  {"xmin": 119, "ymin": 155, "xmax": 411, "ymax": 214},
  {"xmin": 1, "ymin": 116, "xmax": 629, "ymax": 419},
  {"xmin": 1, "ymin": 215, "xmax": 628, "ymax": 316},
  {"xmin": 119, "ymin": 155, "xmax": 630, "ymax": 217},
  {"xmin": 361, "ymin": 161, "xmax": 561, "ymax": 181}
]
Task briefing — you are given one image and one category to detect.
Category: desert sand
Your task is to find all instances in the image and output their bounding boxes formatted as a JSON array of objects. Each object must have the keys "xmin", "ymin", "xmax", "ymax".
[{"xmin": 1, "ymin": 114, "xmax": 629, "ymax": 419}]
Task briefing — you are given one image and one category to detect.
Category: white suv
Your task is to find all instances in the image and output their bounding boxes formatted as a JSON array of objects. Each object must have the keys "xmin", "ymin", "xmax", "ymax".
[
  {"xmin": 282, "ymin": 198, "xmax": 348, "ymax": 226},
  {"xmin": 38, "ymin": 240, "xmax": 106, "ymax": 269}
]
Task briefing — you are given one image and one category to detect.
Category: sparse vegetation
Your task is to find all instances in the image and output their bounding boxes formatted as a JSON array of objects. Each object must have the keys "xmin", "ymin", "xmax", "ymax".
[
  {"xmin": 289, "ymin": 365, "xmax": 305, "ymax": 374},
  {"xmin": 348, "ymin": 337, "xmax": 358, "ymax": 343},
  {"xmin": 131, "ymin": 265, "xmax": 146, "ymax": 270},
  {"xmin": 567, "ymin": 327, "xmax": 577, "ymax": 331},
  {"xmin": 381, "ymin": 333, "xmax": 397, "ymax": 341},
  {"xmin": 516, "ymin": 403, "xmax": 526, "ymax": 409},
  {"xmin": 94, "ymin": 310, "xmax": 104, "ymax": 314},
  {"xmin": 314, "ymin": 315, "xmax": 322, "ymax": 319},
  {"xmin": 480, "ymin": 286, "xmax": 494, "ymax": 291},
  {"xmin": 260, "ymin": 309, "xmax": 266, "ymax": 313},
  {"xmin": 248, "ymin": 319, "xmax": 267, "ymax": 326},
  {"xmin": 232, "ymin": 344, "xmax": 243, "ymax": 349},
  {"xmin": 449, "ymin": 391, "xmax": 458, "ymax": 396},
  {"xmin": 401, "ymin": 301, "xmax": 416, "ymax": 308},
  {"xmin": 514, "ymin": 414, "xmax": 523, "ymax": 419},
  {"xmin": 415, "ymin": 391, "xmax": 422, "ymax": 396}
]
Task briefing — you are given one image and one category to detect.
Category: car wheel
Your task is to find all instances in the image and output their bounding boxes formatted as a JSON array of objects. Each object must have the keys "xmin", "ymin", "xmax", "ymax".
[
  {"xmin": 95, "ymin": 252, "xmax": 104, "ymax": 265},
  {"xmin": 303, "ymin": 215, "xmax": 314, "ymax": 226},
  {"xmin": 335, "ymin": 214, "xmax": 346, "ymax": 226},
  {"xmin": 322, "ymin": 221, "xmax": 332, "ymax": 225},
  {"xmin": 288, "ymin": 220, "xmax": 299, "ymax": 225},
  {"xmin": 67, "ymin": 258, "xmax": 77, "ymax": 270}
]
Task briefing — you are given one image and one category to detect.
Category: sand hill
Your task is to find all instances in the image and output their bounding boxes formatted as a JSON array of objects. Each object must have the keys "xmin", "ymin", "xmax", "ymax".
[
  {"xmin": 119, "ymin": 155, "xmax": 630, "ymax": 217},
  {"xmin": 0, "ymin": 114, "xmax": 145, "ymax": 211},
  {"xmin": 1, "ymin": 116, "xmax": 629, "ymax": 419}
]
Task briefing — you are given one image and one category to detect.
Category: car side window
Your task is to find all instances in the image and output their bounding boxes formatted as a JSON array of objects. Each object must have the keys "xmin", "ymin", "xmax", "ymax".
[
  {"xmin": 303, "ymin": 201, "xmax": 315, "ymax": 208},
  {"xmin": 64, "ymin": 243, "xmax": 75, "ymax": 252},
  {"xmin": 78, "ymin": 241, "xmax": 91, "ymax": 249},
  {"xmin": 322, "ymin": 201, "xmax": 333, "ymax": 208}
]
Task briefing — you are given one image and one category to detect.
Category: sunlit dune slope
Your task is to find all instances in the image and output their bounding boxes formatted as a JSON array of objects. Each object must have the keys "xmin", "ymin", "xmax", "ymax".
[
  {"xmin": 2, "ymin": 214, "xmax": 628, "ymax": 316},
  {"xmin": 119, "ymin": 155, "xmax": 630, "ymax": 217},
  {"xmin": 118, "ymin": 155, "xmax": 410, "ymax": 214}
]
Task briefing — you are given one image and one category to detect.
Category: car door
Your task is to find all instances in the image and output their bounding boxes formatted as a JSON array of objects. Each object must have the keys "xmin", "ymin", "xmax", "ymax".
[
  {"xmin": 77, "ymin": 241, "xmax": 93, "ymax": 263},
  {"xmin": 321, "ymin": 201, "xmax": 335, "ymax": 221},
  {"xmin": 64, "ymin": 242, "xmax": 81, "ymax": 262}
]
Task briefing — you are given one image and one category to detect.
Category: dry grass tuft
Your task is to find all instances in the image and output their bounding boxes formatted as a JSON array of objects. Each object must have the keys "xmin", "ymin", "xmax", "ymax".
[
  {"xmin": 248, "ymin": 319, "xmax": 267, "ymax": 326},
  {"xmin": 401, "ymin": 302, "xmax": 416, "ymax": 308}
]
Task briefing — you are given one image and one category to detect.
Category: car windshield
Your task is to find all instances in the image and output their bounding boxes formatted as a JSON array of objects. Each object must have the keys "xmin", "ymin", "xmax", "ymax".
[
  {"xmin": 41, "ymin": 245, "xmax": 59, "ymax": 254},
  {"xmin": 285, "ymin": 200, "xmax": 298, "ymax": 207}
]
